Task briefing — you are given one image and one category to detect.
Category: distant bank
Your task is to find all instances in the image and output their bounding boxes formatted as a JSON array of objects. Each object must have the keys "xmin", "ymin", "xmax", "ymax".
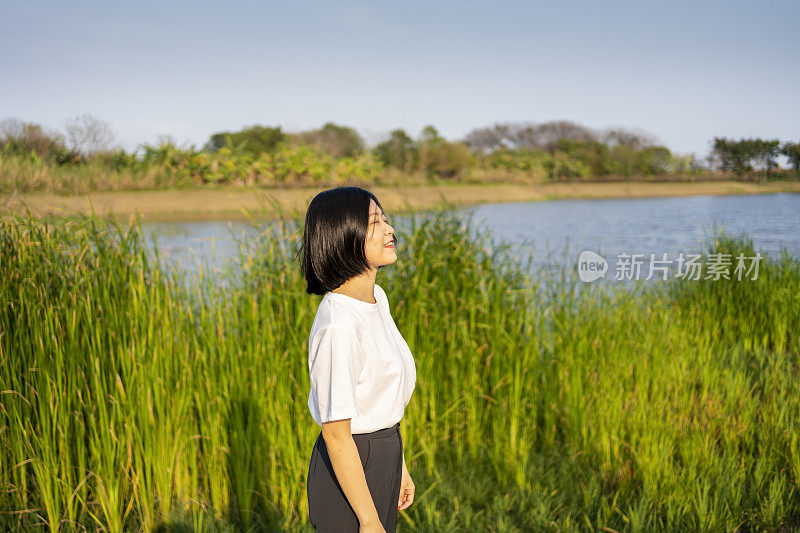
[{"xmin": 3, "ymin": 180, "xmax": 800, "ymax": 222}]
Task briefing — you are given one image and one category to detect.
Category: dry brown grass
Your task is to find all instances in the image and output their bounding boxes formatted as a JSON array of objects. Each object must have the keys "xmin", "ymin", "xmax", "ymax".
[{"xmin": 3, "ymin": 180, "xmax": 799, "ymax": 222}]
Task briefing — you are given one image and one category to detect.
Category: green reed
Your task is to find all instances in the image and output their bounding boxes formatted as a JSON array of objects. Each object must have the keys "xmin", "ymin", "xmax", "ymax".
[{"xmin": 1, "ymin": 204, "xmax": 798, "ymax": 531}]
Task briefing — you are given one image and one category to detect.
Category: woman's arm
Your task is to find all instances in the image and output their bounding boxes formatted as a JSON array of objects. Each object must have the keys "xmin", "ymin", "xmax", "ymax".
[{"xmin": 321, "ymin": 419, "xmax": 381, "ymax": 527}]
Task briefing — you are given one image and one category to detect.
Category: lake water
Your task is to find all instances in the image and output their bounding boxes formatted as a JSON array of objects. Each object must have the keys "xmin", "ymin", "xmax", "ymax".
[{"xmin": 139, "ymin": 192, "xmax": 800, "ymax": 287}]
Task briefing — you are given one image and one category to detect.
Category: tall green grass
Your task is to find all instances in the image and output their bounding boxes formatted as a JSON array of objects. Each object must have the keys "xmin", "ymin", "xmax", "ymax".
[{"xmin": 1, "ymin": 207, "xmax": 798, "ymax": 531}]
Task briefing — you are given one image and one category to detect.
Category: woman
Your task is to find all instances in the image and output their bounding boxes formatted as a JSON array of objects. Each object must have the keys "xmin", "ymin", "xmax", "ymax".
[{"xmin": 300, "ymin": 186, "xmax": 417, "ymax": 533}]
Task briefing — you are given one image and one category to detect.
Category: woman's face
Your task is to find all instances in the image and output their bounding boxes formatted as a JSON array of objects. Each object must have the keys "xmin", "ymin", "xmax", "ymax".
[{"xmin": 364, "ymin": 198, "xmax": 397, "ymax": 269}]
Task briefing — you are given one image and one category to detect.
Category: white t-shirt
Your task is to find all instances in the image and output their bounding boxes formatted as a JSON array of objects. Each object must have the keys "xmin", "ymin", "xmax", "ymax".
[{"xmin": 307, "ymin": 283, "xmax": 417, "ymax": 434}]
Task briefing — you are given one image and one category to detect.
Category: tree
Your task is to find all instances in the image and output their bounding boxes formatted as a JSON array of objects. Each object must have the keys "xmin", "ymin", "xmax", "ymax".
[
  {"xmin": 600, "ymin": 128, "xmax": 657, "ymax": 150},
  {"xmin": 374, "ymin": 129, "xmax": 415, "ymax": 170},
  {"xmin": 464, "ymin": 120, "xmax": 597, "ymax": 152},
  {"xmin": 535, "ymin": 120, "xmax": 597, "ymax": 152},
  {"xmin": 0, "ymin": 117, "xmax": 66, "ymax": 158},
  {"xmin": 711, "ymin": 137, "xmax": 750, "ymax": 175},
  {"xmin": 637, "ymin": 145, "xmax": 673, "ymax": 175},
  {"xmin": 416, "ymin": 125, "xmax": 473, "ymax": 178},
  {"xmin": 421, "ymin": 142, "xmax": 473, "ymax": 178},
  {"xmin": 752, "ymin": 139, "xmax": 781, "ymax": 177},
  {"xmin": 463, "ymin": 123, "xmax": 512, "ymax": 152},
  {"xmin": 64, "ymin": 113, "xmax": 116, "ymax": 156},
  {"xmin": 419, "ymin": 125, "xmax": 443, "ymax": 145},
  {"xmin": 710, "ymin": 137, "xmax": 781, "ymax": 178},
  {"xmin": 554, "ymin": 138, "xmax": 611, "ymax": 176},
  {"xmin": 204, "ymin": 124, "xmax": 285, "ymax": 156},
  {"xmin": 295, "ymin": 122, "xmax": 364, "ymax": 158},
  {"xmin": 781, "ymin": 142, "xmax": 800, "ymax": 175}
]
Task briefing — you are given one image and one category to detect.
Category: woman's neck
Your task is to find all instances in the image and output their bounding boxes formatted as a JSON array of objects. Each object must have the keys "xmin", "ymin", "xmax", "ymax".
[{"xmin": 331, "ymin": 272, "xmax": 378, "ymax": 304}]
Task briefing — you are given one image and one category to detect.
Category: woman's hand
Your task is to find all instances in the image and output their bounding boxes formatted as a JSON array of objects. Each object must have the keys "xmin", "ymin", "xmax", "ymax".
[{"xmin": 398, "ymin": 462, "xmax": 415, "ymax": 511}]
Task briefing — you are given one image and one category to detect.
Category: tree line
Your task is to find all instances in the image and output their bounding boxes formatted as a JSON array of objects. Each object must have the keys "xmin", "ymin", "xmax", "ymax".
[
  {"xmin": 1, "ymin": 114, "xmax": 798, "ymax": 193},
  {"xmin": 197, "ymin": 120, "xmax": 693, "ymax": 179},
  {"xmin": 710, "ymin": 137, "xmax": 800, "ymax": 177}
]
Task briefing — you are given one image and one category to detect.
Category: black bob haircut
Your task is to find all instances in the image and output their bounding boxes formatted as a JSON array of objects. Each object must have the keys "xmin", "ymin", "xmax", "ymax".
[{"xmin": 299, "ymin": 186, "xmax": 398, "ymax": 295}]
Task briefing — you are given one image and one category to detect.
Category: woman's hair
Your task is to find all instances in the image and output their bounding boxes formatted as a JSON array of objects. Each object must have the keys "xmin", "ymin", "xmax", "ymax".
[{"xmin": 298, "ymin": 186, "xmax": 398, "ymax": 295}]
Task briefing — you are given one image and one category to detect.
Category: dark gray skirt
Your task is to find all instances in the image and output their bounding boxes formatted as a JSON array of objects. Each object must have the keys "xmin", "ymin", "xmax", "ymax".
[{"xmin": 307, "ymin": 422, "xmax": 403, "ymax": 532}]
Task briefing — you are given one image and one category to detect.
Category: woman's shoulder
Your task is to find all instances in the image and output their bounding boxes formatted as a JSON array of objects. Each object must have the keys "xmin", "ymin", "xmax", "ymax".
[
  {"xmin": 308, "ymin": 309, "xmax": 371, "ymax": 358},
  {"xmin": 311, "ymin": 297, "xmax": 368, "ymax": 334}
]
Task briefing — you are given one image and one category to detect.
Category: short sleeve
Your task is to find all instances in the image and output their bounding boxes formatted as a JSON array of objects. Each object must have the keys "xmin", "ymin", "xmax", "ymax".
[{"xmin": 308, "ymin": 326, "xmax": 364, "ymax": 423}]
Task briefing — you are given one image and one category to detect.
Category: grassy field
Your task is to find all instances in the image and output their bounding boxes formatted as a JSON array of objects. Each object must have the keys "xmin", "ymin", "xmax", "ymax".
[
  {"xmin": 1, "ymin": 207, "xmax": 799, "ymax": 531},
  {"xmin": 3, "ymin": 179, "xmax": 800, "ymax": 222}
]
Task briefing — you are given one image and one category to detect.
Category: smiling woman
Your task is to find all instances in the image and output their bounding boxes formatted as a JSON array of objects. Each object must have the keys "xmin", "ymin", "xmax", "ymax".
[
  {"xmin": 298, "ymin": 186, "xmax": 416, "ymax": 533},
  {"xmin": 364, "ymin": 199, "xmax": 398, "ymax": 269}
]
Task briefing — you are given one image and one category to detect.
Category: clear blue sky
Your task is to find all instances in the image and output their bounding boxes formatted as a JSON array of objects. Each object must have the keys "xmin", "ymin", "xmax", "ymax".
[{"xmin": 2, "ymin": 0, "xmax": 798, "ymax": 158}]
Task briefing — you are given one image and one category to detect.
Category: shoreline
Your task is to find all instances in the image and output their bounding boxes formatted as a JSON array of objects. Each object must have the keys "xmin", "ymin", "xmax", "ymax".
[{"xmin": 2, "ymin": 180, "xmax": 799, "ymax": 222}]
